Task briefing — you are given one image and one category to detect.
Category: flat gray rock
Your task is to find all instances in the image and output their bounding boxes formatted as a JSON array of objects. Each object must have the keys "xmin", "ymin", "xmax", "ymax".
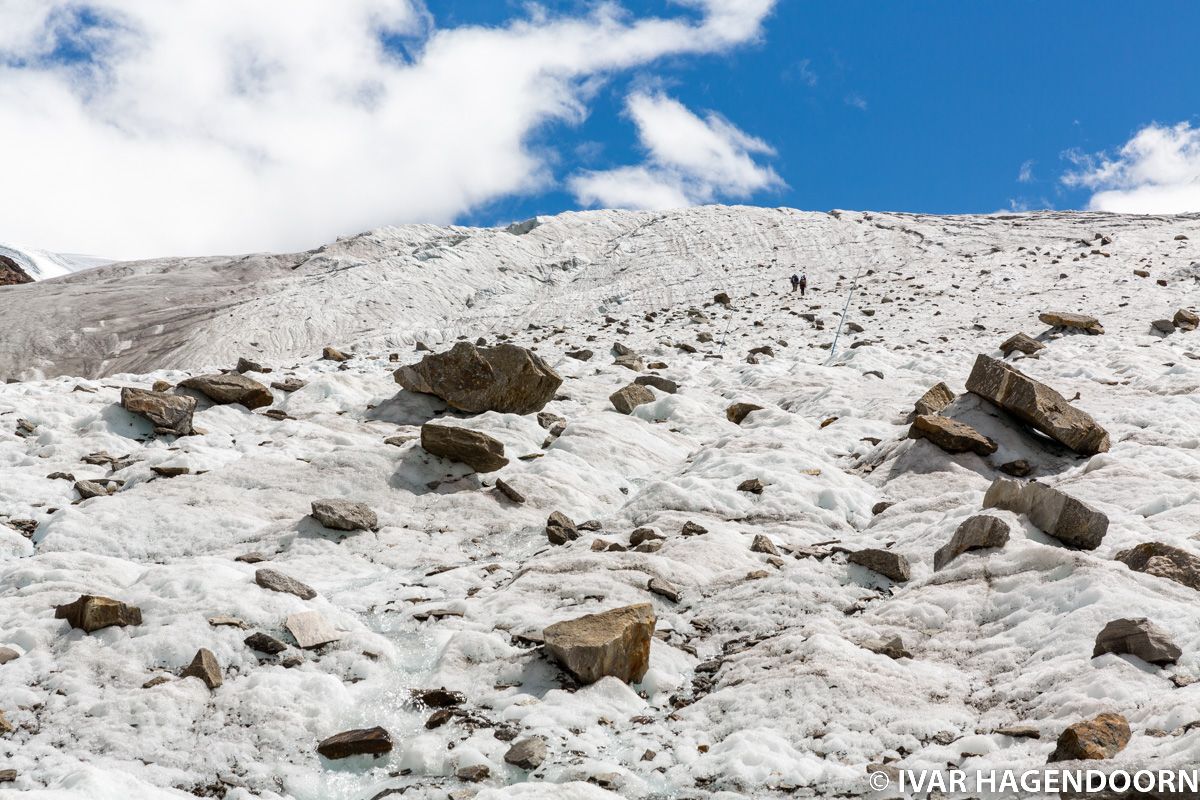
[
  {"xmin": 285, "ymin": 611, "xmax": 341, "ymax": 649},
  {"xmin": 255, "ymin": 568, "xmax": 317, "ymax": 600},
  {"xmin": 311, "ymin": 499, "xmax": 378, "ymax": 532}
]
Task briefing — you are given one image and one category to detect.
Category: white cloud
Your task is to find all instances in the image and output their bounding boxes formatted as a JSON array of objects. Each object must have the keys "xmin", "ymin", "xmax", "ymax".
[
  {"xmin": 569, "ymin": 92, "xmax": 782, "ymax": 210},
  {"xmin": 844, "ymin": 92, "xmax": 867, "ymax": 111},
  {"xmin": 0, "ymin": 0, "xmax": 777, "ymax": 257},
  {"xmin": 1063, "ymin": 122, "xmax": 1200, "ymax": 214},
  {"xmin": 1017, "ymin": 160, "xmax": 1035, "ymax": 183}
]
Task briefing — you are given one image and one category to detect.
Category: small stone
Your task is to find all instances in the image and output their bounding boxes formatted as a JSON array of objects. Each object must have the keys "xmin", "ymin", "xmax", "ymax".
[
  {"xmin": 871, "ymin": 501, "xmax": 894, "ymax": 515},
  {"xmin": 1038, "ymin": 311, "xmax": 1104, "ymax": 335},
  {"xmin": 629, "ymin": 527, "xmax": 663, "ymax": 547},
  {"xmin": 994, "ymin": 725, "xmax": 1041, "ymax": 739},
  {"xmin": 725, "ymin": 402, "xmax": 763, "ymax": 424},
  {"xmin": 546, "ymin": 511, "xmax": 579, "ymax": 545},
  {"xmin": 322, "ymin": 346, "xmax": 350, "ymax": 362},
  {"xmin": 864, "ymin": 636, "xmax": 911, "ymax": 660},
  {"xmin": 909, "ymin": 414, "xmax": 998, "ymax": 456},
  {"xmin": 180, "ymin": 648, "xmax": 223, "ymax": 689},
  {"xmin": 566, "ymin": 349, "xmax": 593, "ymax": 361},
  {"xmin": 120, "ymin": 387, "xmax": 196, "ymax": 436},
  {"xmin": 495, "ymin": 478, "xmax": 525, "ymax": 504},
  {"xmin": 207, "ymin": 615, "xmax": 246, "ymax": 628},
  {"xmin": 610, "ymin": 383, "xmax": 655, "ymax": 414},
  {"xmin": 737, "ymin": 478, "xmax": 764, "ymax": 494},
  {"xmin": 142, "ymin": 675, "xmax": 172, "ymax": 689},
  {"xmin": 681, "ymin": 521, "xmax": 708, "ymax": 536},
  {"xmin": 647, "ymin": 578, "xmax": 680, "ymax": 602},
  {"xmin": 74, "ymin": 480, "xmax": 111, "ymax": 500},
  {"xmin": 55, "ymin": 595, "xmax": 142, "ymax": 633},
  {"xmin": 255, "ymin": 568, "xmax": 317, "ymax": 600},
  {"xmin": 634, "ymin": 540, "xmax": 663, "ymax": 553},
  {"xmin": 236, "ymin": 357, "xmax": 269, "ymax": 373},
  {"xmin": 271, "ymin": 377, "xmax": 307, "ymax": 392},
  {"xmin": 1152, "ymin": 318, "xmax": 1176, "ymax": 334},
  {"xmin": 999, "ymin": 332, "xmax": 1046, "ymax": 357},
  {"xmin": 999, "ymin": 459, "xmax": 1033, "ymax": 477},
  {"xmin": 934, "ymin": 515, "xmax": 1010, "ymax": 570},
  {"xmin": 634, "ymin": 375, "xmax": 678, "ymax": 394},
  {"xmin": 421, "ymin": 423, "xmax": 509, "ymax": 472},
  {"xmin": 235, "ymin": 552, "xmax": 268, "ymax": 563},
  {"xmin": 317, "ymin": 727, "xmax": 393, "ymax": 759},
  {"xmin": 504, "ymin": 737, "xmax": 547, "ymax": 770},
  {"xmin": 1093, "ymin": 618, "xmax": 1181, "ymax": 665},
  {"xmin": 0, "ymin": 648, "xmax": 19, "ymax": 665},
  {"xmin": 1048, "ymin": 713, "xmax": 1130, "ymax": 762},
  {"xmin": 1174, "ymin": 308, "xmax": 1199, "ymax": 331},
  {"xmin": 750, "ymin": 534, "xmax": 779, "ymax": 555},
  {"xmin": 412, "ymin": 688, "xmax": 466, "ymax": 708},
  {"xmin": 913, "ymin": 382, "xmax": 955, "ymax": 416},
  {"xmin": 285, "ymin": 611, "xmax": 341, "ymax": 649},
  {"xmin": 456, "ymin": 765, "xmax": 490, "ymax": 783},
  {"xmin": 848, "ymin": 548, "xmax": 911, "ymax": 582},
  {"xmin": 311, "ymin": 499, "xmax": 378, "ymax": 532},
  {"xmin": 151, "ymin": 380, "xmax": 172, "ymax": 392},
  {"xmin": 244, "ymin": 632, "xmax": 287, "ymax": 654},
  {"xmin": 1115, "ymin": 542, "xmax": 1200, "ymax": 591},
  {"xmin": 151, "ymin": 465, "xmax": 190, "ymax": 477},
  {"xmin": 543, "ymin": 603, "xmax": 655, "ymax": 685}
]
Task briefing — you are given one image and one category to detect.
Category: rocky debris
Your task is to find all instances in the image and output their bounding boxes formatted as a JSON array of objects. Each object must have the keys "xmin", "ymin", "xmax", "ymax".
[
  {"xmin": 244, "ymin": 632, "xmax": 287, "ymax": 654},
  {"xmin": 726, "ymin": 402, "xmax": 763, "ymax": 424},
  {"xmin": 634, "ymin": 374, "xmax": 678, "ymax": 394},
  {"xmin": 504, "ymin": 737, "xmax": 548, "ymax": 770},
  {"xmin": 681, "ymin": 521, "xmax": 708, "ymax": 536},
  {"xmin": 647, "ymin": 577, "xmax": 680, "ymax": 602},
  {"xmin": 543, "ymin": 603, "xmax": 655, "ymax": 685},
  {"xmin": 536, "ymin": 411, "xmax": 566, "ymax": 433},
  {"xmin": 863, "ymin": 636, "xmax": 911, "ymax": 660},
  {"xmin": 999, "ymin": 459, "xmax": 1033, "ymax": 477},
  {"xmin": 395, "ymin": 342, "xmax": 561, "ymax": 414},
  {"xmin": 1048, "ymin": 713, "xmax": 1130, "ymax": 762},
  {"xmin": 412, "ymin": 688, "xmax": 465, "ymax": 708},
  {"xmin": 609, "ymin": 383, "xmax": 655, "ymax": 414},
  {"xmin": 421, "ymin": 423, "xmax": 508, "ymax": 473},
  {"xmin": 1151, "ymin": 318, "xmax": 1176, "ymax": 334},
  {"xmin": 55, "ymin": 595, "xmax": 142, "ymax": 633},
  {"xmin": 966, "ymin": 354, "xmax": 1110, "ymax": 455},
  {"xmin": 75, "ymin": 480, "xmax": 113, "ymax": 500},
  {"xmin": 1093, "ymin": 618, "xmax": 1181, "ymax": 665},
  {"xmin": 909, "ymin": 414, "xmax": 998, "ymax": 456},
  {"xmin": 750, "ymin": 534, "xmax": 779, "ymax": 556},
  {"xmin": 494, "ymin": 478, "xmax": 525, "ymax": 503},
  {"xmin": 1114, "ymin": 542, "xmax": 1200, "ymax": 591},
  {"xmin": 1039, "ymin": 311, "xmax": 1104, "ymax": 335},
  {"xmin": 255, "ymin": 568, "xmax": 317, "ymax": 600},
  {"xmin": 235, "ymin": 357, "xmax": 269, "ymax": 373},
  {"xmin": 848, "ymin": 548, "xmax": 911, "ymax": 582},
  {"xmin": 913, "ymin": 382, "xmax": 955, "ymax": 417},
  {"xmin": 285, "ymin": 611, "xmax": 341, "ymax": 649},
  {"xmin": 310, "ymin": 499, "xmax": 378, "ymax": 532},
  {"xmin": 546, "ymin": 511, "xmax": 579, "ymax": 545},
  {"xmin": 737, "ymin": 478, "xmax": 765, "ymax": 494},
  {"xmin": 180, "ymin": 648, "xmax": 223, "ymax": 689},
  {"xmin": 934, "ymin": 515, "xmax": 1010, "ymax": 570},
  {"xmin": 317, "ymin": 727, "xmax": 393, "ymax": 759},
  {"xmin": 566, "ymin": 349, "xmax": 593, "ymax": 361},
  {"xmin": 179, "ymin": 373, "xmax": 274, "ymax": 410},
  {"xmin": 0, "ymin": 254, "xmax": 33, "ymax": 286},
  {"xmin": 999, "ymin": 332, "xmax": 1046, "ymax": 357},
  {"xmin": 120, "ymin": 388, "xmax": 196, "ymax": 436},
  {"xmin": 322, "ymin": 346, "xmax": 350, "ymax": 362},
  {"xmin": 983, "ymin": 478, "xmax": 1108, "ymax": 550},
  {"xmin": 456, "ymin": 765, "xmax": 490, "ymax": 782},
  {"xmin": 1174, "ymin": 308, "xmax": 1199, "ymax": 331},
  {"xmin": 271, "ymin": 377, "xmax": 306, "ymax": 392}
]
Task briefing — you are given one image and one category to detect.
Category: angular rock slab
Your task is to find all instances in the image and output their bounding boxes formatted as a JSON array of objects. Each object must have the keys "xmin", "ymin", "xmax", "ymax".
[
  {"xmin": 55, "ymin": 595, "xmax": 142, "ymax": 633},
  {"xmin": 120, "ymin": 388, "xmax": 195, "ymax": 436},
  {"xmin": 966, "ymin": 354, "xmax": 1110, "ymax": 455},
  {"xmin": 317, "ymin": 727, "xmax": 393, "ymax": 759},
  {"xmin": 913, "ymin": 382, "xmax": 955, "ymax": 417},
  {"xmin": 394, "ymin": 342, "xmax": 561, "ymax": 415},
  {"xmin": 543, "ymin": 603, "xmax": 655, "ymax": 685},
  {"xmin": 179, "ymin": 373, "xmax": 274, "ymax": 410},
  {"xmin": 504, "ymin": 736, "xmax": 547, "ymax": 770},
  {"xmin": 934, "ymin": 515, "xmax": 1010, "ymax": 570},
  {"xmin": 983, "ymin": 478, "xmax": 1108, "ymax": 550},
  {"xmin": 286, "ymin": 611, "xmax": 341, "ymax": 649},
  {"xmin": 1115, "ymin": 542, "xmax": 1200, "ymax": 591},
  {"xmin": 180, "ymin": 648, "xmax": 223, "ymax": 689},
  {"xmin": 1092, "ymin": 618, "xmax": 1180, "ymax": 665},
  {"xmin": 999, "ymin": 332, "xmax": 1046, "ymax": 357},
  {"xmin": 909, "ymin": 414, "xmax": 997, "ymax": 456},
  {"xmin": 1048, "ymin": 713, "xmax": 1130, "ymax": 762},
  {"xmin": 311, "ymin": 499, "xmax": 378, "ymax": 531},
  {"xmin": 420, "ymin": 423, "xmax": 508, "ymax": 473},
  {"xmin": 848, "ymin": 548, "xmax": 911, "ymax": 582},
  {"xmin": 1039, "ymin": 311, "xmax": 1104, "ymax": 335},
  {"xmin": 255, "ymin": 568, "xmax": 317, "ymax": 600}
]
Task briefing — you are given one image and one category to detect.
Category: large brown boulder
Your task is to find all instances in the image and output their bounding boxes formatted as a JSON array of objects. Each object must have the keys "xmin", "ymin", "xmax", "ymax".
[
  {"xmin": 543, "ymin": 604, "xmax": 655, "ymax": 685},
  {"xmin": 1174, "ymin": 308, "xmax": 1199, "ymax": 331},
  {"xmin": 179, "ymin": 374, "xmax": 273, "ymax": 410},
  {"xmin": 1114, "ymin": 542, "xmax": 1200, "ymax": 591},
  {"xmin": 610, "ymin": 383, "xmax": 655, "ymax": 414},
  {"xmin": 934, "ymin": 515, "xmax": 1010, "ymax": 570},
  {"xmin": 1092, "ymin": 618, "xmax": 1181, "ymax": 665},
  {"xmin": 983, "ymin": 478, "xmax": 1108, "ymax": 550},
  {"xmin": 1039, "ymin": 311, "xmax": 1104, "ymax": 335},
  {"xmin": 394, "ymin": 342, "xmax": 561, "ymax": 415},
  {"xmin": 55, "ymin": 595, "xmax": 142, "ymax": 633},
  {"xmin": 120, "ymin": 388, "xmax": 196, "ymax": 436},
  {"xmin": 909, "ymin": 414, "xmax": 997, "ymax": 456},
  {"xmin": 965, "ymin": 354, "xmax": 1110, "ymax": 455},
  {"xmin": 420, "ymin": 423, "xmax": 508, "ymax": 473},
  {"xmin": 847, "ymin": 548, "xmax": 911, "ymax": 582},
  {"xmin": 1047, "ymin": 713, "xmax": 1130, "ymax": 762},
  {"xmin": 317, "ymin": 727, "xmax": 393, "ymax": 759}
]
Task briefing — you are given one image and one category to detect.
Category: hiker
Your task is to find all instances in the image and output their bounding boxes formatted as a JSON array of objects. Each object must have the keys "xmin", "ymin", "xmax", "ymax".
[
  {"xmin": 790, "ymin": 273, "xmax": 800, "ymax": 293},
  {"xmin": 799, "ymin": 273, "xmax": 808, "ymax": 297}
]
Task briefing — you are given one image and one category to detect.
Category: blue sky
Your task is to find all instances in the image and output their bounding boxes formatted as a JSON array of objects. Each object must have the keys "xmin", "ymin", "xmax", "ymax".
[
  {"xmin": 2, "ymin": 0, "xmax": 1198, "ymax": 257},
  {"xmin": 442, "ymin": 0, "xmax": 1200, "ymax": 225}
]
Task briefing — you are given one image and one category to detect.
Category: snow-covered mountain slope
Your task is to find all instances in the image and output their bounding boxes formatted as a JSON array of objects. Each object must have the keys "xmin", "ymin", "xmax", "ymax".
[
  {"xmin": 2, "ymin": 206, "xmax": 1200, "ymax": 799},
  {"xmin": 0, "ymin": 243, "xmax": 110, "ymax": 283}
]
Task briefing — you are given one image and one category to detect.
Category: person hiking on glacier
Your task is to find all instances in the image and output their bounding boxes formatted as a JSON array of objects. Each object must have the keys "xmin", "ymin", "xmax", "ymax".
[{"xmin": 790, "ymin": 273, "xmax": 800, "ymax": 293}]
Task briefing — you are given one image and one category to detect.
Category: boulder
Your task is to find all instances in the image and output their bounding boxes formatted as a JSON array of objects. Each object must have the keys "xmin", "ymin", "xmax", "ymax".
[
  {"xmin": 244, "ymin": 632, "xmax": 287, "ymax": 654},
  {"xmin": 394, "ymin": 342, "xmax": 561, "ymax": 415},
  {"xmin": 75, "ymin": 480, "xmax": 112, "ymax": 500},
  {"xmin": 999, "ymin": 459, "xmax": 1033, "ymax": 477},
  {"xmin": 863, "ymin": 636, "xmax": 911, "ymax": 660},
  {"xmin": 271, "ymin": 377, "xmax": 306, "ymax": 392},
  {"xmin": 613, "ymin": 353, "xmax": 645, "ymax": 372},
  {"xmin": 609, "ymin": 383, "xmax": 655, "ymax": 414},
  {"xmin": 1039, "ymin": 311, "xmax": 1104, "ymax": 335},
  {"xmin": 738, "ymin": 478, "xmax": 765, "ymax": 494},
  {"xmin": 322, "ymin": 346, "xmax": 350, "ymax": 362},
  {"xmin": 566, "ymin": 349, "xmax": 593, "ymax": 361},
  {"xmin": 1114, "ymin": 542, "xmax": 1200, "ymax": 591},
  {"xmin": 999, "ymin": 332, "xmax": 1046, "ymax": 357},
  {"xmin": 55, "ymin": 595, "xmax": 142, "ymax": 633},
  {"xmin": 848, "ymin": 548, "xmax": 911, "ymax": 582},
  {"xmin": 750, "ymin": 534, "xmax": 779, "ymax": 555},
  {"xmin": 647, "ymin": 577, "xmax": 680, "ymax": 602},
  {"xmin": 726, "ymin": 402, "xmax": 763, "ymax": 424},
  {"xmin": 934, "ymin": 515, "xmax": 1010, "ymax": 570},
  {"xmin": 495, "ymin": 478, "xmax": 525, "ymax": 504},
  {"xmin": 255, "ymin": 568, "xmax": 317, "ymax": 600},
  {"xmin": 317, "ymin": 727, "xmax": 393, "ymax": 759},
  {"xmin": 179, "ymin": 373, "xmax": 273, "ymax": 410},
  {"xmin": 120, "ymin": 388, "xmax": 196, "ymax": 436},
  {"xmin": 1047, "ymin": 713, "xmax": 1130, "ymax": 762},
  {"xmin": 310, "ymin": 499, "xmax": 378, "ymax": 532},
  {"xmin": 235, "ymin": 357, "xmax": 269, "ymax": 373},
  {"xmin": 634, "ymin": 375, "xmax": 678, "ymax": 394},
  {"xmin": 412, "ymin": 688, "xmax": 465, "ymax": 708},
  {"xmin": 420, "ymin": 424, "xmax": 508, "ymax": 473},
  {"xmin": 546, "ymin": 511, "xmax": 579, "ymax": 545},
  {"xmin": 982, "ymin": 478, "xmax": 1108, "ymax": 549},
  {"xmin": 965, "ymin": 354, "xmax": 1110, "ymax": 455},
  {"xmin": 909, "ymin": 414, "xmax": 998, "ymax": 456},
  {"xmin": 1151, "ymin": 319, "xmax": 1176, "ymax": 334},
  {"xmin": 285, "ymin": 611, "xmax": 341, "ymax": 649},
  {"xmin": 543, "ymin": 603, "xmax": 655, "ymax": 685},
  {"xmin": 180, "ymin": 648, "xmax": 223, "ymax": 689},
  {"xmin": 913, "ymin": 382, "xmax": 955, "ymax": 416},
  {"xmin": 504, "ymin": 737, "xmax": 548, "ymax": 770},
  {"xmin": 1174, "ymin": 308, "xmax": 1199, "ymax": 331},
  {"xmin": 1092, "ymin": 618, "xmax": 1180, "ymax": 665}
]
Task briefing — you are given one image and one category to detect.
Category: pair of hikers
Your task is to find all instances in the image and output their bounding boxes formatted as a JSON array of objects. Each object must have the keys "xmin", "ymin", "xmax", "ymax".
[{"xmin": 790, "ymin": 272, "xmax": 807, "ymax": 296}]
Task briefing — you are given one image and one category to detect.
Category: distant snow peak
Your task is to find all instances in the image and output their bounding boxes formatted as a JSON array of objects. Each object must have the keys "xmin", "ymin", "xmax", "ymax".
[{"xmin": 0, "ymin": 242, "xmax": 111, "ymax": 282}]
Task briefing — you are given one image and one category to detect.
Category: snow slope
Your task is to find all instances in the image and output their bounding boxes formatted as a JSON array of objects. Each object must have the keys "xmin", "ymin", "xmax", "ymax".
[
  {"xmin": 1, "ymin": 206, "xmax": 1200, "ymax": 799},
  {"xmin": 0, "ymin": 243, "xmax": 111, "ymax": 282}
]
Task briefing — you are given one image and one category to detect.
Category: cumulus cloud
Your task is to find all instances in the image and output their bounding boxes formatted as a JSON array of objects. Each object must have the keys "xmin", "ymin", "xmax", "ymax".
[
  {"xmin": 1063, "ymin": 122, "xmax": 1200, "ymax": 214},
  {"xmin": 569, "ymin": 92, "xmax": 782, "ymax": 210},
  {"xmin": 0, "ymin": 0, "xmax": 776, "ymax": 257}
]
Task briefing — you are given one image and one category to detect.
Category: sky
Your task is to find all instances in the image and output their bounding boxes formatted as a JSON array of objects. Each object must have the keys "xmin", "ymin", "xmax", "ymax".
[{"xmin": 1, "ymin": 0, "xmax": 1198, "ymax": 258}]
